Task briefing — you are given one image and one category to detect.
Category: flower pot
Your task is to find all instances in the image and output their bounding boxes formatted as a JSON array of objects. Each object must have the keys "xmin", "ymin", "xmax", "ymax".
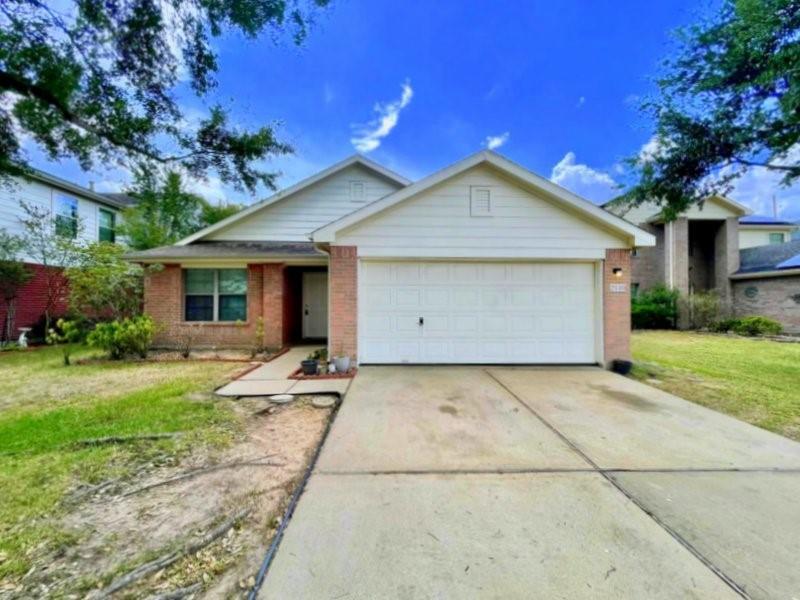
[
  {"xmin": 301, "ymin": 359, "xmax": 318, "ymax": 376},
  {"xmin": 611, "ymin": 359, "xmax": 633, "ymax": 375},
  {"xmin": 333, "ymin": 356, "xmax": 350, "ymax": 373}
]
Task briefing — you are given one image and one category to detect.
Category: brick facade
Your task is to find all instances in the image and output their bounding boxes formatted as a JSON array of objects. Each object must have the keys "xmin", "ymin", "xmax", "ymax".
[
  {"xmin": 0, "ymin": 263, "xmax": 69, "ymax": 341},
  {"xmin": 732, "ymin": 275, "xmax": 800, "ymax": 334},
  {"xmin": 328, "ymin": 246, "xmax": 358, "ymax": 361},
  {"xmin": 603, "ymin": 249, "xmax": 632, "ymax": 365},
  {"xmin": 144, "ymin": 263, "xmax": 285, "ymax": 349}
]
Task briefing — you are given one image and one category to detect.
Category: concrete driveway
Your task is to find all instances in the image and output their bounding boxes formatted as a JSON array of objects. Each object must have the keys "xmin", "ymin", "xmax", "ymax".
[{"xmin": 261, "ymin": 367, "xmax": 800, "ymax": 599}]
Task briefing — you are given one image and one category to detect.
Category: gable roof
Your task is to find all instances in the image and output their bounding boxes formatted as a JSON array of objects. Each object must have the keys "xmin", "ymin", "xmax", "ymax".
[
  {"xmin": 312, "ymin": 150, "xmax": 655, "ymax": 246},
  {"xmin": 22, "ymin": 167, "xmax": 133, "ymax": 210},
  {"xmin": 603, "ymin": 194, "xmax": 750, "ymax": 223},
  {"xmin": 176, "ymin": 154, "xmax": 410, "ymax": 246}
]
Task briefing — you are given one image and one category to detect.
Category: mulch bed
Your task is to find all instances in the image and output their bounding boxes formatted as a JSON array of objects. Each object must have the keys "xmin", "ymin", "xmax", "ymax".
[{"xmin": 288, "ymin": 367, "xmax": 357, "ymax": 380}]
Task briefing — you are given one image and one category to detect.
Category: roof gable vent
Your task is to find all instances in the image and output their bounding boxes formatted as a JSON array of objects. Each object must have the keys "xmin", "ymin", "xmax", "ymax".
[{"xmin": 470, "ymin": 186, "xmax": 492, "ymax": 216}]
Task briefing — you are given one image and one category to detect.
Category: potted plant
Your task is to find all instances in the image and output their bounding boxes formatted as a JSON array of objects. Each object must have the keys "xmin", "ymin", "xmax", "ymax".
[
  {"xmin": 301, "ymin": 353, "xmax": 318, "ymax": 376},
  {"xmin": 332, "ymin": 345, "xmax": 350, "ymax": 374}
]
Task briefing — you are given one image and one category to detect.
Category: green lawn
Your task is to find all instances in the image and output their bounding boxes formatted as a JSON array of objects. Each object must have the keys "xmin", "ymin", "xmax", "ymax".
[
  {"xmin": 0, "ymin": 346, "xmax": 242, "ymax": 582},
  {"xmin": 631, "ymin": 331, "xmax": 800, "ymax": 441}
]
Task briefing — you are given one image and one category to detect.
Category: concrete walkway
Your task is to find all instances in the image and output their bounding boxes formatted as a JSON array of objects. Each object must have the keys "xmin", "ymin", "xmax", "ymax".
[
  {"xmin": 260, "ymin": 366, "xmax": 800, "ymax": 599},
  {"xmin": 215, "ymin": 346, "xmax": 350, "ymax": 397}
]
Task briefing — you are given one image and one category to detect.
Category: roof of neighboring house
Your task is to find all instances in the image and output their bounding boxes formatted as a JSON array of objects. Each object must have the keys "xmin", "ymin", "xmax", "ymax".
[
  {"xmin": 21, "ymin": 167, "xmax": 133, "ymax": 210},
  {"xmin": 176, "ymin": 154, "xmax": 411, "ymax": 246},
  {"xmin": 101, "ymin": 192, "xmax": 138, "ymax": 208},
  {"xmin": 124, "ymin": 241, "xmax": 326, "ymax": 262},
  {"xmin": 739, "ymin": 214, "xmax": 796, "ymax": 226},
  {"xmin": 312, "ymin": 150, "xmax": 656, "ymax": 247},
  {"xmin": 737, "ymin": 239, "xmax": 800, "ymax": 274}
]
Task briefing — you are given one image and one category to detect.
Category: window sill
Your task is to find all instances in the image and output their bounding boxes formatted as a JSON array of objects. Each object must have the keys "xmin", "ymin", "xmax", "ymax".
[{"xmin": 179, "ymin": 321, "xmax": 249, "ymax": 326}]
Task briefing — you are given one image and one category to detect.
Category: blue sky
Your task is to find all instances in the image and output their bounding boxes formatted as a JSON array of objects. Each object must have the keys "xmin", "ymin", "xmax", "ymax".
[{"xmin": 27, "ymin": 0, "xmax": 800, "ymax": 219}]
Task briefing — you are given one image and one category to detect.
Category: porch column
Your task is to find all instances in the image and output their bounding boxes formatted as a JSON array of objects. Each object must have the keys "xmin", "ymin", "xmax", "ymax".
[
  {"xmin": 603, "ymin": 249, "xmax": 632, "ymax": 366},
  {"xmin": 714, "ymin": 216, "xmax": 739, "ymax": 315},
  {"xmin": 329, "ymin": 246, "xmax": 358, "ymax": 362},
  {"xmin": 262, "ymin": 263, "xmax": 284, "ymax": 350}
]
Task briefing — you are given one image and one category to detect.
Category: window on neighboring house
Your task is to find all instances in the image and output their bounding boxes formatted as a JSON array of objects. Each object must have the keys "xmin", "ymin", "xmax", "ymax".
[
  {"xmin": 631, "ymin": 283, "xmax": 640, "ymax": 298},
  {"xmin": 98, "ymin": 208, "xmax": 116, "ymax": 243},
  {"xmin": 55, "ymin": 195, "xmax": 79, "ymax": 238},
  {"xmin": 470, "ymin": 186, "xmax": 492, "ymax": 216},
  {"xmin": 769, "ymin": 232, "xmax": 785, "ymax": 244},
  {"xmin": 184, "ymin": 269, "xmax": 247, "ymax": 322}
]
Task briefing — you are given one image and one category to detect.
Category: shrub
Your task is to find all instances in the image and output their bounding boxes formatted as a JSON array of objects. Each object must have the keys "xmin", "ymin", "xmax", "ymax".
[
  {"xmin": 681, "ymin": 290, "xmax": 721, "ymax": 330},
  {"xmin": 46, "ymin": 318, "xmax": 86, "ymax": 365},
  {"xmin": 631, "ymin": 285, "xmax": 679, "ymax": 329},
  {"xmin": 87, "ymin": 316, "xmax": 156, "ymax": 359},
  {"xmin": 711, "ymin": 316, "xmax": 783, "ymax": 337}
]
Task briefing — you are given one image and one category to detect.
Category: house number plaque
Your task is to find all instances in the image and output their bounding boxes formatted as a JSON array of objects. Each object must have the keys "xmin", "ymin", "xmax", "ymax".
[{"xmin": 609, "ymin": 283, "xmax": 627, "ymax": 293}]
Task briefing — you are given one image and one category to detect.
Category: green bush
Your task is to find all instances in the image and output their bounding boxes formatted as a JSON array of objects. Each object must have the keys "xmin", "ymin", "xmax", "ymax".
[
  {"xmin": 632, "ymin": 285, "xmax": 679, "ymax": 329},
  {"xmin": 87, "ymin": 315, "xmax": 156, "ymax": 359},
  {"xmin": 46, "ymin": 318, "xmax": 86, "ymax": 366},
  {"xmin": 711, "ymin": 316, "xmax": 782, "ymax": 337},
  {"xmin": 682, "ymin": 290, "xmax": 721, "ymax": 330}
]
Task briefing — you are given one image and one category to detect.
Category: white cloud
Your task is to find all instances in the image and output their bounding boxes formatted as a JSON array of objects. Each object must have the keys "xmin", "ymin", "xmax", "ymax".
[
  {"xmin": 577, "ymin": 96, "xmax": 586, "ymax": 108},
  {"xmin": 484, "ymin": 132, "xmax": 510, "ymax": 150},
  {"xmin": 323, "ymin": 83, "xmax": 335, "ymax": 105},
  {"xmin": 550, "ymin": 152, "xmax": 619, "ymax": 204},
  {"xmin": 351, "ymin": 79, "xmax": 413, "ymax": 153}
]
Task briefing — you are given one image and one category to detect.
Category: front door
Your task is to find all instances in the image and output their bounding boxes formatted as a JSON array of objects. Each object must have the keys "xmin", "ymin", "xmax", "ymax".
[{"xmin": 302, "ymin": 271, "xmax": 328, "ymax": 339}]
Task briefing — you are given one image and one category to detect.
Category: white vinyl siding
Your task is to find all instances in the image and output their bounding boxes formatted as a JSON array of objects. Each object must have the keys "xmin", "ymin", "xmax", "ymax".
[
  {"xmin": 0, "ymin": 176, "xmax": 117, "ymax": 263},
  {"xmin": 739, "ymin": 228, "xmax": 795, "ymax": 249},
  {"xmin": 359, "ymin": 261, "xmax": 598, "ymax": 364},
  {"xmin": 204, "ymin": 165, "xmax": 402, "ymax": 242},
  {"xmin": 335, "ymin": 164, "xmax": 627, "ymax": 259},
  {"xmin": 614, "ymin": 197, "xmax": 742, "ymax": 226}
]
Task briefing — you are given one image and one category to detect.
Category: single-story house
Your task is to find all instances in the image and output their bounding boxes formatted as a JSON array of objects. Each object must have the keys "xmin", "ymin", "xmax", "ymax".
[{"xmin": 126, "ymin": 151, "xmax": 654, "ymax": 366}]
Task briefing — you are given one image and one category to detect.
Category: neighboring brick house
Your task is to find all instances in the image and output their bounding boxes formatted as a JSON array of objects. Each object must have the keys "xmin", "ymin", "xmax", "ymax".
[
  {"xmin": 731, "ymin": 241, "xmax": 800, "ymax": 334},
  {"xmin": 126, "ymin": 152, "xmax": 654, "ymax": 367},
  {"xmin": 0, "ymin": 168, "xmax": 134, "ymax": 340},
  {"xmin": 607, "ymin": 196, "xmax": 799, "ymax": 331}
]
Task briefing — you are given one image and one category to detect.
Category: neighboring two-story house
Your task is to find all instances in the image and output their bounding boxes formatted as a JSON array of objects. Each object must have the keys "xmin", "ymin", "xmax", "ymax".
[
  {"xmin": 0, "ymin": 169, "xmax": 135, "ymax": 337},
  {"xmin": 607, "ymin": 197, "xmax": 800, "ymax": 333}
]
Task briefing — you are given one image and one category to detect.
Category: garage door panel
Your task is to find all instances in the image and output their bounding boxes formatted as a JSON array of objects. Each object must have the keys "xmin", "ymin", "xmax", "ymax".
[{"xmin": 360, "ymin": 261, "xmax": 597, "ymax": 364}]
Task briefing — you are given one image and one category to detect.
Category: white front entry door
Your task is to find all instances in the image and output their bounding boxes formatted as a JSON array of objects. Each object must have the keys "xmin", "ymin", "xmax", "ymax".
[
  {"xmin": 359, "ymin": 261, "xmax": 597, "ymax": 364},
  {"xmin": 302, "ymin": 271, "xmax": 328, "ymax": 339}
]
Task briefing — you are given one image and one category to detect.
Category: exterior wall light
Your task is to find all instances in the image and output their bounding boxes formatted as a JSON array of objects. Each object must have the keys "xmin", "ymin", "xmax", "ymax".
[{"xmin": 612, "ymin": 267, "xmax": 623, "ymax": 277}]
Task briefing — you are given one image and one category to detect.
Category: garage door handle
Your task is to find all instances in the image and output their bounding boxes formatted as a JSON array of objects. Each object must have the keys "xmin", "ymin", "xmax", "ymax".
[{"xmin": 418, "ymin": 317, "xmax": 424, "ymax": 326}]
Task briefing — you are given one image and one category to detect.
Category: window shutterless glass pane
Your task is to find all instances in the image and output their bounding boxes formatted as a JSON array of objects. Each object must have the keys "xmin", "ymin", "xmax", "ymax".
[
  {"xmin": 56, "ymin": 195, "xmax": 78, "ymax": 219},
  {"xmin": 218, "ymin": 295, "xmax": 246, "ymax": 321},
  {"xmin": 55, "ymin": 214, "xmax": 78, "ymax": 238},
  {"xmin": 99, "ymin": 227, "xmax": 115, "ymax": 242},
  {"xmin": 218, "ymin": 269, "xmax": 247, "ymax": 294},
  {"xmin": 185, "ymin": 295, "xmax": 214, "ymax": 321},
  {"xmin": 185, "ymin": 269, "xmax": 215, "ymax": 294},
  {"xmin": 769, "ymin": 233, "xmax": 784, "ymax": 244}
]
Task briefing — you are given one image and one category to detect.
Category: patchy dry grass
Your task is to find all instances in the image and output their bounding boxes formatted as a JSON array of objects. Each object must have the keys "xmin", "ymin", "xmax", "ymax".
[
  {"xmin": 0, "ymin": 346, "xmax": 243, "ymax": 583},
  {"xmin": 631, "ymin": 330, "xmax": 800, "ymax": 441}
]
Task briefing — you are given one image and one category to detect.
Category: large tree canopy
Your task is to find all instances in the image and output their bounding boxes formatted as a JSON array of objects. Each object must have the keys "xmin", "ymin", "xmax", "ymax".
[
  {"xmin": 0, "ymin": 0, "xmax": 329, "ymax": 192},
  {"xmin": 624, "ymin": 0, "xmax": 800, "ymax": 219}
]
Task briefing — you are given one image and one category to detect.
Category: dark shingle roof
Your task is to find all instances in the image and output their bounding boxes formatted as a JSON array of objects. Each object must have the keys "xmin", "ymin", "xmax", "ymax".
[
  {"xmin": 124, "ymin": 241, "xmax": 325, "ymax": 261},
  {"xmin": 101, "ymin": 192, "xmax": 138, "ymax": 208},
  {"xmin": 739, "ymin": 214, "xmax": 796, "ymax": 226},
  {"xmin": 738, "ymin": 239, "xmax": 800, "ymax": 274}
]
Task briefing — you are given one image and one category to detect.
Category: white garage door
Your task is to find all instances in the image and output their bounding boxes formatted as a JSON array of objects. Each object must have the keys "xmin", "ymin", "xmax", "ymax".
[{"xmin": 359, "ymin": 261, "xmax": 598, "ymax": 364}]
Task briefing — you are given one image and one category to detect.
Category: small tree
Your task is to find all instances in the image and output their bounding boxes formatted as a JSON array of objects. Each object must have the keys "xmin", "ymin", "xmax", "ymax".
[
  {"xmin": 67, "ymin": 242, "xmax": 147, "ymax": 320},
  {"xmin": 0, "ymin": 229, "xmax": 32, "ymax": 343},
  {"xmin": 119, "ymin": 171, "xmax": 207, "ymax": 250},
  {"xmin": 18, "ymin": 201, "xmax": 82, "ymax": 333}
]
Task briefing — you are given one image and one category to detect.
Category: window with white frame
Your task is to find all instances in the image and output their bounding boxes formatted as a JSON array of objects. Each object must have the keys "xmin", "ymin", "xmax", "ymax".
[
  {"xmin": 184, "ymin": 269, "xmax": 247, "ymax": 322},
  {"xmin": 470, "ymin": 186, "xmax": 492, "ymax": 216},
  {"xmin": 99, "ymin": 208, "xmax": 116, "ymax": 242},
  {"xmin": 55, "ymin": 194, "xmax": 79, "ymax": 238},
  {"xmin": 769, "ymin": 232, "xmax": 785, "ymax": 244}
]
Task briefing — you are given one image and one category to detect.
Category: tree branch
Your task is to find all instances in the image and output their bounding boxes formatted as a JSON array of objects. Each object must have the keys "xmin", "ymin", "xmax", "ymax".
[{"xmin": 732, "ymin": 156, "xmax": 799, "ymax": 172}]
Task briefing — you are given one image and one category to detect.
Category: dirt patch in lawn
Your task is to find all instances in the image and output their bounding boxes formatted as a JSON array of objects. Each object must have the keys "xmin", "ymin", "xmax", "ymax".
[{"xmin": 6, "ymin": 396, "xmax": 335, "ymax": 599}]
